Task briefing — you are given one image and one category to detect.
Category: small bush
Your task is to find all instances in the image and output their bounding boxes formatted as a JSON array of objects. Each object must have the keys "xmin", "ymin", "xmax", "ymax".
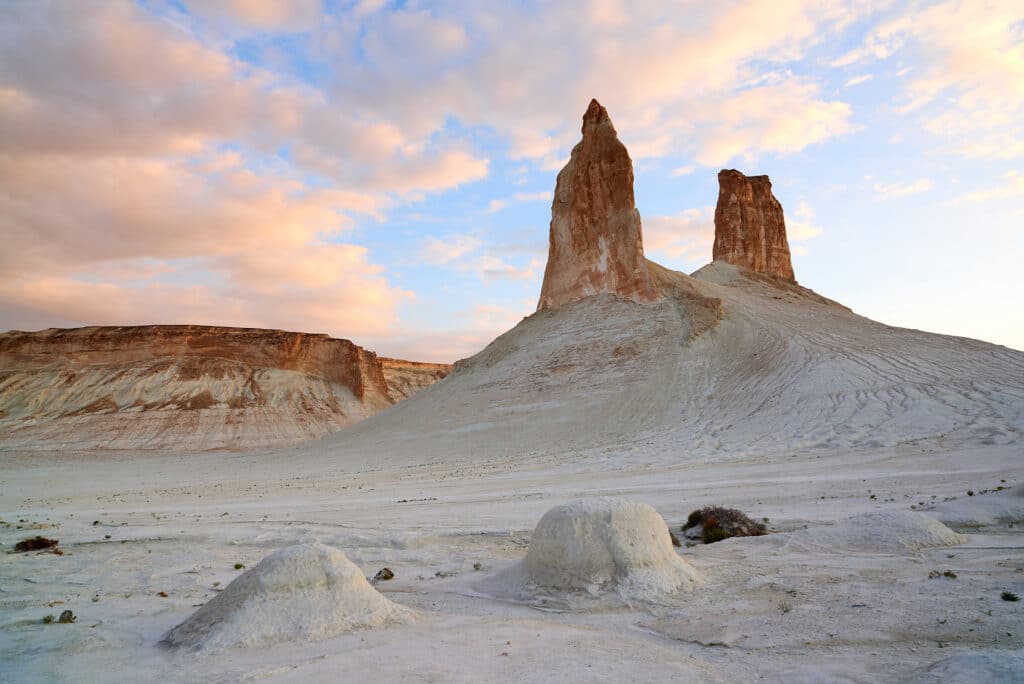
[
  {"xmin": 42, "ymin": 614, "xmax": 55, "ymax": 624},
  {"xmin": 1002, "ymin": 591, "xmax": 1020, "ymax": 602},
  {"xmin": 683, "ymin": 506, "xmax": 768, "ymax": 544},
  {"xmin": 15, "ymin": 536, "xmax": 58, "ymax": 553},
  {"xmin": 234, "ymin": 563, "xmax": 245, "ymax": 570}
]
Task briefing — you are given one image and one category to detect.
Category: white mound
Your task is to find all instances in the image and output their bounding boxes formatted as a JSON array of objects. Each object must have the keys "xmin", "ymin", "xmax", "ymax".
[
  {"xmin": 912, "ymin": 650, "xmax": 1024, "ymax": 683},
  {"xmin": 926, "ymin": 485, "xmax": 1024, "ymax": 530},
  {"xmin": 785, "ymin": 511, "xmax": 966, "ymax": 555},
  {"xmin": 162, "ymin": 543, "xmax": 413, "ymax": 650},
  {"xmin": 496, "ymin": 499, "xmax": 702, "ymax": 600}
]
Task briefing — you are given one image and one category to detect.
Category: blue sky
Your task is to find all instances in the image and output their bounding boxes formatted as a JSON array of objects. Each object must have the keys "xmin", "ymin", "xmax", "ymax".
[{"xmin": 1, "ymin": 1, "xmax": 1021, "ymax": 361}]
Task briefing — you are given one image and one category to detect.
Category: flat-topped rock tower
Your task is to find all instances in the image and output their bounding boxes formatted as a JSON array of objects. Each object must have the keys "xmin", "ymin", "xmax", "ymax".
[
  {"xmin": 537, "ymin": 99, "xmax": 660, "ymax": 311},
  {"xmin": 713, "ymin": 169, "xmax": 795, "ymax": 281}
]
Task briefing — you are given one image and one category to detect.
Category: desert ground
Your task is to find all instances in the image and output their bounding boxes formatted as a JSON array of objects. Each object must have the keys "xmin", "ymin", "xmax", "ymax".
[{"xmin": 3, "ymin": 260, "xmax": 1022, "ymax": 683}]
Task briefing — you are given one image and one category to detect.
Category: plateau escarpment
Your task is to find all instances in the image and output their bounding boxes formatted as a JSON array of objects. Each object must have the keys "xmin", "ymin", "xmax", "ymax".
[{"xmin": 0, "ymin": 326, "xmax": 450, "ymax": 451}]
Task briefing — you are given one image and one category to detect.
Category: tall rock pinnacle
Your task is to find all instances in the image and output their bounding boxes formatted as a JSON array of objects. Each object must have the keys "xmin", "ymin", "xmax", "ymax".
[
  {"xmin": 536, "ymin": 99, "xmax": 659, "ymax": 311},
  {"xmin": 713, "ymin": 169, "xmax": 795, "ymax": 281}
]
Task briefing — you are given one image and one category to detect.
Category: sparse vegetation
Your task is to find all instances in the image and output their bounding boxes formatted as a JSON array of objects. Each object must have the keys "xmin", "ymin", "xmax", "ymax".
[
  {"xmin": 1002, "ymin": 591, "xmax": 1020, "ymax": 602},
  {"xmin": 14, "ymin": 536, "xmax": 59, "ymax": 553},
  {"xmin": 967, "ymin": 490, "xmax": 974, "ymax": 496},
  {"xmin": 42, "ymin": 614, "xmax": 55, "ymax": 624},
  {"xmin": 929, "ymin": 570, "xmax": 958, "ymax": 579},
  {"xmin": 234, "ymin": 563, "xmax": 245, "ymax": 570},
  {"xmin": 682, "ymin": 506, "xmax": 768, "ymax": 544}
]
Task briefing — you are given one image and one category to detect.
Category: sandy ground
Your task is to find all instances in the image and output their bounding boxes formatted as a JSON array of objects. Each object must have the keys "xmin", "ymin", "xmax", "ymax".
[
  {"xmin": 2, "ymin": 263, "xmax": 1022, "ymax": 682},
  {"xmin": 2, "ymin": 441, "xmax": 1022, "ymax": 683}
]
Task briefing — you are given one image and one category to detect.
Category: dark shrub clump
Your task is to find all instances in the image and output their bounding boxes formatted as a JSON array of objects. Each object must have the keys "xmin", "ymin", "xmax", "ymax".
[
  {"xmin": 14, "ymin": 536, "xmax": 59, "ymax": 553},
  {"xmin": 682, "ymin": 507, "xmax": 767, "ymax": 544}
]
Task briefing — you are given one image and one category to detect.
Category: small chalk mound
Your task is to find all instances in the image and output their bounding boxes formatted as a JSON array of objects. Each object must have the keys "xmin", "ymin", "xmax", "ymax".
[
  {"xmin": 926, "ymin": 484, "xmax": 1024, "ymax": 530},
  {"xmin": 491, "ymin": 499, "xmax": 701, "ymax": 600},
  {"xmin": 162, "ymin": 543, "xmax": 413, "ymax": 650},
  {"xmin": 912, "ymin": 650, "xmax": 1024, "ymax": 683},
  {"xmin": 785, "ymin": 511, "xmax": 966, "ymax": 555}
]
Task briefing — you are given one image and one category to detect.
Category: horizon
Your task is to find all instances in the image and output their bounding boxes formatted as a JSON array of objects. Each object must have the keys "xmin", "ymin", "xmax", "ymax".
[{"xmin": 2, "ymin": 1, "xmax": 1022, "ymax": 362}]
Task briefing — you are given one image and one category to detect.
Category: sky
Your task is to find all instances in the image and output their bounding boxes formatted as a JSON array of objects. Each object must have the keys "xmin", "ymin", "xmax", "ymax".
[{"xmin": 1, "ymin": 0, "xmax": 1022, "ymax": 362}]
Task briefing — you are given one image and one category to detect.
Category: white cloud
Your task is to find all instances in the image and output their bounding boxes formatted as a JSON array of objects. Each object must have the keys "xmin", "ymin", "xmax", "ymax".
[
  {"xmin": 787, "ymin": 201, "xmax": 825, "ymax": 242},
  {"xmin": 643, "ymin": 209, "xmax": 715, "ymax": 262},
  {"xmin": 844, "ymin": 74, "xmax": 874, "ymax": 88},
  {"xmin": 835, "ymin": 0, "xmax": 1024, "ymax": 159},
  {"xmin": 671, "ymin": 165, "xmax": 696, "ymax": 177},
  {"xmin": 419, "ymin": 234, "xmax": 482, "ymax": 265},
  {"xmin": 873, "ymin": 177, "xmax": 933, "ymax": 200},
  {"xmin": 957, "ymin": 170, "xmax": 1024, "ymax": 203}
]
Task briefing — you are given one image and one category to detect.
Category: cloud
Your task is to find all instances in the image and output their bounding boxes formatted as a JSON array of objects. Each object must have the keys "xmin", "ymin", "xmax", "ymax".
[
  {"xmin": 835, "ymin": 0, "xmax": 1024, "ymax": 159},
  {"xmin": 787, "ymin": 201, "xmax": 825, "ymax": 242},
  {"xmin": 487, "ymin": 199, "xmax": 508, "ymax": 213},
  {"xmin": 419, "ymin": 234, "xmax": 482, "ymax": 265},
  {"xmin": 844, "ymin": 74, "xmax": 874, "ymax": 88},
  {"xmin": 873, "ymin": 178, "xmax": 933, "ymax": 200},
  {"xmin": 0, "ymin": 151, "xmax": 409, "ymax": 339},
  {"xmin": 643, "ymin": 209, "xmax": 716, "ymax": 263},
  {"xmin": 184, "ymin": 0, "xmax": 324, "ymax": 32},
  {"xmin": 671, "ymin": 165, "xmax": 696, "ymax": 177},
  {"xmin": 513, "ymin": 191, "xmax": 550, "ymax": 202},
  {"xmin": 461, "ymin": 256, "xmax": 541, "ymax": 283},
  {"xmin": 957, "ymin": 170, "xmax": 1024, "ymax": 203}
]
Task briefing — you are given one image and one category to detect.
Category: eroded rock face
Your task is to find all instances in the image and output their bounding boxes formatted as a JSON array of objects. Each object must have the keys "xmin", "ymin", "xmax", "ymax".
[
  {"xmin": 0, "ymin": 325, "xmax": 450, "ymax": 451},
  {"xmin": 379, "ymin": 358, "xmax": 451, "ymax": 401},
  {"xmin": 537, "ymin": 99, "xmax": 659, "ymax": 311},
  {"xmin": 713, "ymin": 169, "xmax": 795, "ymax": 281}
]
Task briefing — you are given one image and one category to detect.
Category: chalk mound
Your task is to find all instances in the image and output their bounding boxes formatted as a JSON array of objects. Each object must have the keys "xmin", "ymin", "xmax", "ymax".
[
  {"xmin": 162, "ymin": 543, "xmax": 414, "ymax": 650},
  {"xmin": 926, "ymin": 485, "xmax": 1024, "ymax": 530},
  {"xmin": 487, "ymin": 499, "xmax": 701, "ymax": 601},
  {"xmin": 912, "ymin": 650, "xmax": 1024, "ymax": 683},
  {"xmin": 785, "ymin": 511, "xmax": 966, "ymax": 555}
]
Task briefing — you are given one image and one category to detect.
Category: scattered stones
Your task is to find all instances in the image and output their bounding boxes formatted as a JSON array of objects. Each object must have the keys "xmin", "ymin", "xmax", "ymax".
[{"xmin": 370, "ymin": 567, "xmax": 394, "ymax": 585}]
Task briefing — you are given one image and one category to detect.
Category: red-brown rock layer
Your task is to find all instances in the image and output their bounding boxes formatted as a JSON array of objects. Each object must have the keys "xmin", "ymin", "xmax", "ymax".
[
  {"xmin": 713, "ymin": 169, "xmax": 795, "ymax": 281},
  {"xmin": 536, "ymin": 99, "xmax": 660, "ymax": 311}
]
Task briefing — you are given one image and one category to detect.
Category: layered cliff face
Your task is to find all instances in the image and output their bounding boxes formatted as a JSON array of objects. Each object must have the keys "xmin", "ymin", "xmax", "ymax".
[
  {"xmin": 0, "ymin": 326, "xmax": 450, "ymax": 451},
  {"xmin": 536, "ymin": 99, "xmax": 660, "ymax": 311},
  {"xmin": 713, "ymin": 169, "xmax": 795, "ymax": 281},
  {"xmin": 379, "ymin": 358, "xmax": 452, "ymax": 401}
]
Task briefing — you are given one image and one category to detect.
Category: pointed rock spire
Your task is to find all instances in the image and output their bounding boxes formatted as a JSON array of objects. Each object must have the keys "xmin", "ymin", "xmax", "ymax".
[
  {"xmin": 536, "ymin": 100, "xmax": 659, "ymax": 311},
  {"xmin": 713, "ymin": 170, "xmax": 795, "ymax": 281}
]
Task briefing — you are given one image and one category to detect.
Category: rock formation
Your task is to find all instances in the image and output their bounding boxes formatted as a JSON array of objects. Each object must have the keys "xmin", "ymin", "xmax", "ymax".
[
  {"xmin": 713, "ymin": 169, "xmax": 795, "ymax": 281},
  {"xmin": 379, "ymin": 358, "xmax": 451, "ymax": 401},
  {"xmin": 0, "ymin": 325, "xmax": 450, "ymax": 451},
  {"xmin": 537, "ymin": 99, "xmax": 659, "ymax": 311}
]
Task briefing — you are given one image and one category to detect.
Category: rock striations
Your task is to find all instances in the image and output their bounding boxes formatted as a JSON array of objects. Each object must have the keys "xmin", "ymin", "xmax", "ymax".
[
  {"xmin": 0, "ymin": 325, "xmax": 450, "ymax": 451},
  {"xmin": 713, "ymin": 169, "xmax": 795, "ymax": 281},
  {"xmin": 537, "ymin": 99, "xmax": 660, "ymax": 311}
]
